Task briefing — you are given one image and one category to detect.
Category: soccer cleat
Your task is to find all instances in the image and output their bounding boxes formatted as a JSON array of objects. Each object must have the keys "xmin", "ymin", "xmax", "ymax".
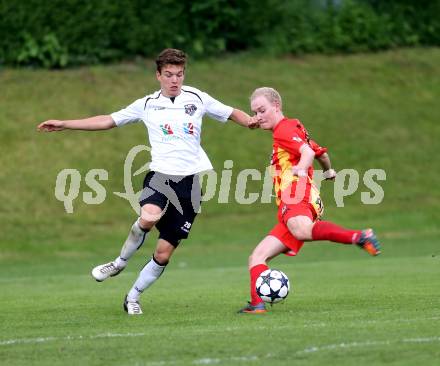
[
  {"xmin": 123, "ymin": 295, "xmax": 143, "ymax": 315},
  {"xmin": 237, "ymin": 302, "xmax": 267, "ymax": 314},
  {"xmin": 357, "ymin": 229, "xmax": 381, "ymax": 256},
  {"xmin": 91, "ymin": 261, "xmax": 124, "ymax": 282}
]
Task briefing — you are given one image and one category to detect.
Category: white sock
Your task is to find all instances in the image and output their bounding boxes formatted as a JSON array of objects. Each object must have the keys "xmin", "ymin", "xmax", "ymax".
[
  {"xmin": 127, "ymin": 257, "xmax": 167, "ymax": 301},
  {"xmin": 114, "ymin": 218, "xmax": 149, "ymax": 268}
]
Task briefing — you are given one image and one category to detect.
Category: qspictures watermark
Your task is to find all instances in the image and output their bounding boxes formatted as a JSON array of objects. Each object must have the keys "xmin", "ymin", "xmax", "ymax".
[{"xmin": 54, "ymin": 145, "xmax": 386, "ymax": 214}]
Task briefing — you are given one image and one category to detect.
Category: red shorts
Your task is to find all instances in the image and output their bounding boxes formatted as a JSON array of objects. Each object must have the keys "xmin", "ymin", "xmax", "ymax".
[
  {"xmin": 277, "ymin": 201, "xmax": 316, "ymax": 223},
  {"xmin": 268, "ymin": 202, "xmax": 317, "ymax": 256}
]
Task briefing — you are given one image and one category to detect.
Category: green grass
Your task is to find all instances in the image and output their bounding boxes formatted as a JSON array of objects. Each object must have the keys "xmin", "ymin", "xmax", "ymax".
[
  {"xmin": 0, "ymin": 247, "xmax": 439, "ymax": 365},
  {"xmin": 0, "ymin": 48, "xmax": 440, "ymax": 365}
]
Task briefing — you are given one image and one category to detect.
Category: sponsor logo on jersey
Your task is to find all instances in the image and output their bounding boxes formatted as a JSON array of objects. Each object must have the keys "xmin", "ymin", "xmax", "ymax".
[
  {"xmin": 183, "ymin": 122, "xmax": 194, "ymax": 135},
  {"xmin": 160, "ymin": 124, "xmax": 174, "ymax": 135},
  {"xmin": 184, "ymin": 104, "xmax": 197, "ymax": 116},
  {"xmin": 292, "ymin": 136, "xmax": 302, "ymax": 142},
  {"xmin": 151, "ymin": 105, "xmax": 166, "ymax": 111}
]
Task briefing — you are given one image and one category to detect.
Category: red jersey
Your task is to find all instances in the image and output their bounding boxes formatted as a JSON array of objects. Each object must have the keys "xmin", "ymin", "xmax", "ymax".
[{"xmin": 271, "ymin": 118, "xmax": 327, "ymax": 208}]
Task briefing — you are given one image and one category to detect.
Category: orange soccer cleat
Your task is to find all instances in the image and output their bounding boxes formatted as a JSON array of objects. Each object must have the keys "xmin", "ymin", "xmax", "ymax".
[
  {"xmin": 357, "ymin": 229, "xmax": 381, "ymax": 256},
  {"xmin": 237, "ymin": 302, "xmax": 267, "ymax": 314}
]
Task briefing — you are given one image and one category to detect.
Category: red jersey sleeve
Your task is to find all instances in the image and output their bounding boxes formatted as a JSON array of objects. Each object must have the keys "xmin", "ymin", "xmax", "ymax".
[
  {"xmin": 273, "ymin": 118, "xmax": 328, "ymax": 158},
  {"xmin": 308, "ymin": 139, "xmax": 328, "ymax": 158},
  {"xmin": 295, "ymin": 119, "xmax": 328, "ymax": 157}
]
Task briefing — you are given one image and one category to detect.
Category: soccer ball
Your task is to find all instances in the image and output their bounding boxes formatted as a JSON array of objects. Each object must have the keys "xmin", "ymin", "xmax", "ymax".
[{"xmin": 256, "ymin": 269, "xmax": 290, "ymax": 304}]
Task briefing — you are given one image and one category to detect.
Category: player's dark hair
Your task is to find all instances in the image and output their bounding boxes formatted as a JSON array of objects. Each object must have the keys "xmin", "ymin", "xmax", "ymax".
[{"xmin": 156, "ymin": 48, "xmax": 187, "ymax": 73}]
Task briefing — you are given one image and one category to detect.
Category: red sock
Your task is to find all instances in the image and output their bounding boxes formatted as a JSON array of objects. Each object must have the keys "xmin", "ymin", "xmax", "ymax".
[
  {"xmin": 250, "ymin": 264, "xmax": 269, "ymax": 305},
  {"xmin": 312, "ymin": 221, "xmax": 361, "ymax": 244}
]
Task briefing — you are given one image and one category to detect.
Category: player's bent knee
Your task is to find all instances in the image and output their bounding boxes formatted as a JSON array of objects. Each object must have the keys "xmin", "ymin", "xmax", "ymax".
[
  {"xmin": 139, "ymin": 217, "xmax": 157, "ymax": 230},
  {"xmin": 294, "ymin": 229, "xmax": 312, "ymax": 241},
  {"xmin": 140, "ymin": 206, "xmax": 163, "ymax": 230},
  {"xmin": 287, "ymin": 218, "xmax": 313, "ymax": 241},
  {"xmin": 154, "ymin": 252, "xmax": 171, "ymax": 265},
  {"xmin": 154, "ymin": 246, "xmax": 175, "ymax": 264},
  {"xmin": 141, "ymin": 203, "xmax": 163, "ymax": 215},
  {"xmin": 290, "ymin": 228, "xmax": 308, "ymax": 241},
  {"xmin": 153, "ymin": 239, "xmax": 176, "ymax": 264}
]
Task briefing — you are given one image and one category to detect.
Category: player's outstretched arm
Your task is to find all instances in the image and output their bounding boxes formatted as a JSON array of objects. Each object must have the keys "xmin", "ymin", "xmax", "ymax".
[
  {"xmin": 37, "ymin": 115, "xmax": 116, "ymax": 132},
  {"xmin": 316, "ymin": 152, "xmax": 336, "ymax": 180},
  {"xmin": 228, "ymin": 108, "xmax": 259, "ymax": 129}
]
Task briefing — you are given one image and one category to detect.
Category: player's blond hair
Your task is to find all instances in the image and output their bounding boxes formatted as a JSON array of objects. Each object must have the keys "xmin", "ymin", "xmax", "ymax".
[{"xmin": 250, "ymin": 87, "xmax": 282, "ymax": 109}]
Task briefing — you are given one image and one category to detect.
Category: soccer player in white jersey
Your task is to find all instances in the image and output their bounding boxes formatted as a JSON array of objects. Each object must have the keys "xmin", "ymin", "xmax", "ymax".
[{"xmin": 38, "ymin": 48, "xmax": 257, "ymax": 315}]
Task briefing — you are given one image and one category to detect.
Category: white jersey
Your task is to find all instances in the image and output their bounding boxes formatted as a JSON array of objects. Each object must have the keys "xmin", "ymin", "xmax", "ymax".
[{"xmin": 111, "ymin": 85, "xmax": 233, "ymax": 175}]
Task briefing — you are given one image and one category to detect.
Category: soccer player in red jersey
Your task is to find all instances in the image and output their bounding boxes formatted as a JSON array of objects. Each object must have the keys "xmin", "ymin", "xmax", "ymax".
[{"xmin": 238, "ymin": 87, "xmax": 381, "ymax": 314}]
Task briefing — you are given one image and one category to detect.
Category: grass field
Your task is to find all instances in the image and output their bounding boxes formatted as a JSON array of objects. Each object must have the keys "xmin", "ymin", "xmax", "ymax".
[
  {"xmin": 1, "ymin": 245, "xmax": 439, "ymax": 365},
  {"xmin": 0, "ymin": 48, "xmax": 439, "ymax": 365}
]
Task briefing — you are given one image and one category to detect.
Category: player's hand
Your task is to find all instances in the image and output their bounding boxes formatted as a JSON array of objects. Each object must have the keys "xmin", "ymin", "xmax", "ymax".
[
  {"xmin": 292, "ymin": 166, "xmax": 307, "ymax": 177},
  {"xmin": 37, "ymin": 120, "xmax": 65, "ymax": 132},
  {"xmin": 323, "ymin": 169, "xmax": 336, "ymax": 180},
  {"xmin": 247, "ymin": 116, "xmax": 259, "ymax": 129}
]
